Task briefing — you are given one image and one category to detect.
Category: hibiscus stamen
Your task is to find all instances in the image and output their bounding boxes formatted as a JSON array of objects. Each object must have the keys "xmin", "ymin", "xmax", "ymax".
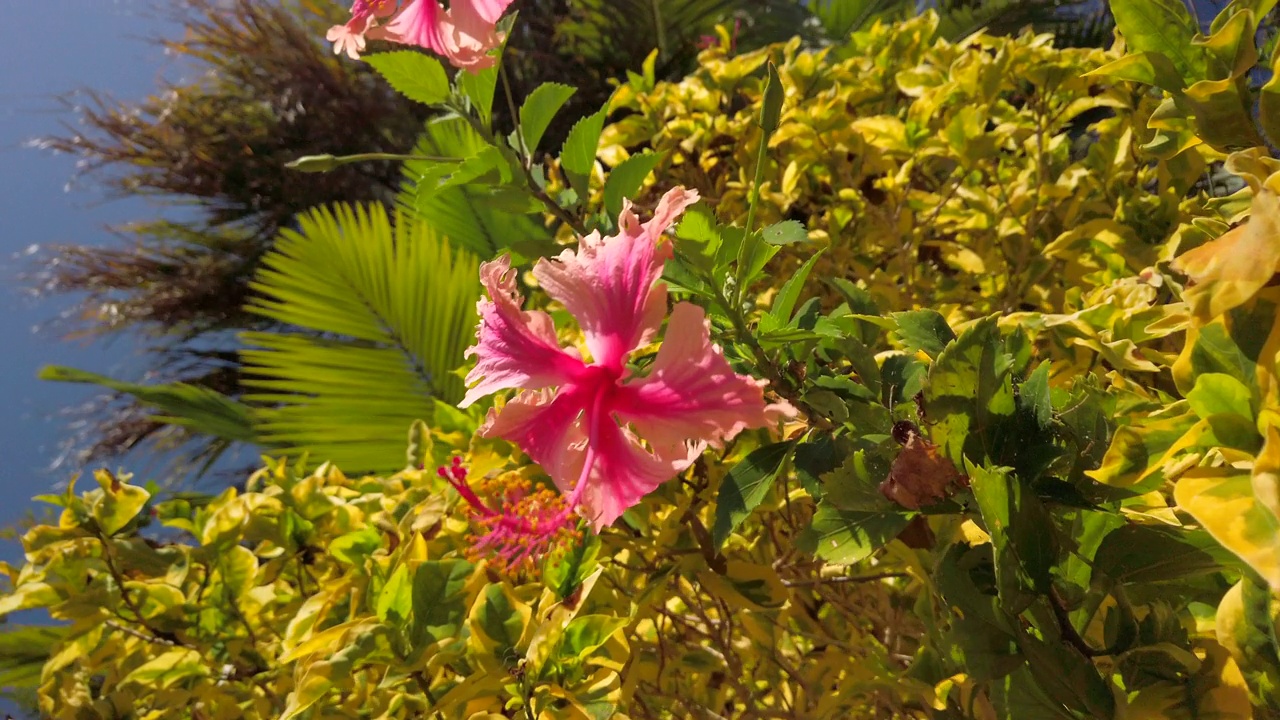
[{"xmin": 440, "ymin": 459, "xmax": 583, "ymax": 571}]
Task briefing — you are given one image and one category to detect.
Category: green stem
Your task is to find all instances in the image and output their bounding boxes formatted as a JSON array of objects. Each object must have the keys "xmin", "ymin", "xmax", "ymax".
[
  {"xmin": 454, "ymin": 100, "xmax": 588, "ymax": 238},
  {"xmin": 735, "ymin": 128, "xmax": 771, "ymax": 308},
  {"xmin": 285, "ymin": 152, "xmax": 462, "ymax": 172},
  {"xmin": 499, "ymin": 62, "xmax": 530, "ymax": 165}
]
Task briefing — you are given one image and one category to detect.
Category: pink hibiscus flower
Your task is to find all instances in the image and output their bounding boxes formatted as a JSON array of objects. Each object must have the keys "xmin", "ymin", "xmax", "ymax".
[
  {"xmin": 374, "ymin": 0, "xmax": 514, "ymax": 71},
  {"xmin": 458, "ymin": 187, "xmax": 788, "ymax": 532}
]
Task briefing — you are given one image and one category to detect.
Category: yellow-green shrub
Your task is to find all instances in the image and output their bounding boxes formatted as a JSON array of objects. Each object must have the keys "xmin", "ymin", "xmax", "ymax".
[
  {"xmin": 1, "ymin": 421, "xmax": 930, "ymax": 719},
  {"xmin": 602, "ymin": 14, "xmax": 1211, "ymax": 320}
]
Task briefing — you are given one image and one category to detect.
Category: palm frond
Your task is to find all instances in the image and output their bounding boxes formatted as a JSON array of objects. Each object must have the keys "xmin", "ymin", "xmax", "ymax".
[
  {"xmin": 806, "ymin": 0, "xmax": 909, "ymax": 39},
  {"xmin": 242, "ymin": 203, "xmax": 480, "ymax": 473},
  {"xmin": 0, "ymin": 624, "xmax": 66, "ymax": 709},
  {"xmin": 38, "ymin": 366, "xmax": 256, "ymax": 445}
]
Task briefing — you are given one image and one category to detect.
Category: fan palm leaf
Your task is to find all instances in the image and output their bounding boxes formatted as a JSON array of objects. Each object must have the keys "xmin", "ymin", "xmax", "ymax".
[{"xmin": 242, "ymin": 202, "xmax": 480, "ymax": 473}]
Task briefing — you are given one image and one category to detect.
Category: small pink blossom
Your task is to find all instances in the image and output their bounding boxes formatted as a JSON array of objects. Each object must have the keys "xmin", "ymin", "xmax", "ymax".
[
  {"xmin": 325, "ymin": 1, "xmax": 398, "ymax": 60},
  {"xmin": 326, "ymin": 17, "xmax": 371, "ymax": 61},
  {"xmin": 461, "ymin": 187, "xmax": 788, "ymax": 532}
]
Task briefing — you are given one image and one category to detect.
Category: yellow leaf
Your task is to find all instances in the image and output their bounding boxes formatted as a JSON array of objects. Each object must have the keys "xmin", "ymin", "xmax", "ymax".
[
  {"xmin": 280, "ymin": 619, "xmax": 376, "ymax": 664},
  {"xmin": 1175, "ymin": 467, "xmax": 1280, "ymax": 587},
  {"xmin": 1252, "ymin": 426, "xmax": 1280, "ymax": 523},
  {"xmin": 1173, "ymin": 186, "xmax": 1280, "ymax": 325},
  {"xmin": 121, "ymin": 648, "xmax": 208, "ymax": 690}
]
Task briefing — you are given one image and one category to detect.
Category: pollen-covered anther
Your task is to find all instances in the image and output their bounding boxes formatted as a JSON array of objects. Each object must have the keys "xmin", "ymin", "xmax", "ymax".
[{"xmin": 443, "ymin": 462, "xmax": 580, "ymax": 572}]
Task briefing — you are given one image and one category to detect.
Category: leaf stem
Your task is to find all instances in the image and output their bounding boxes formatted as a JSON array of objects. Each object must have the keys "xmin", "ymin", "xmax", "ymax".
[{"xmin": 453, "ymin": 98, "xmax": 588, "ymax": 238}]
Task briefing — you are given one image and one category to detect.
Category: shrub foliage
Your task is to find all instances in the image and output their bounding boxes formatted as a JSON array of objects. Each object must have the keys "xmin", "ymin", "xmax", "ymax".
[{"xmin": 8, "ymin": 2, "xmax": 1280, "ymax": 718}]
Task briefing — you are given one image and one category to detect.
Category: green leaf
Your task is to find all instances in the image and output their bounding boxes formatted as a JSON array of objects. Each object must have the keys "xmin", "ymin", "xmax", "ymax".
[
  {"xmin": 1015, "ymin": 629, "xmax": 1116, "ymax": 718},
  {"xmin": 797, "ymin": 503, "xmax": 911, "ymax": 564},
  {"xmin": 377, "ymin": 565, "xmax": 412, "ymax": 625},
  {"xmin": 1188, "ymin": 372, "xmax": 1254, "ymax": 421},
  {"xmin": 365, "ymin": 51, "xmax": 450, "ymax": 105},
  {"xmin": 457, "ymin": 63, "xmax": 498, "ymax": 126},
  {"xmin": 518, "ymin": 82, "xmax": 576, "ymax": 153},
  {"xmin": 560, "ymin": 615, "xmax": 627, "ymax": 658},
  {"xmin": 892, "ymin": 310, "xmax": 956, "ymax": 358},
  {"xmin": 1217, "ymin": 576, "xmax": 1280, "ymax": 701},
  {"xmin": 122, "ymin": 648, "xmax": 209, "ymax": 690},
  {"xmin": 1109, "ymin": 0, "xmax": 1205, "ymax": 82},
  {"xmin": 990, "ymin": 667, "xmax": 1081, "ymax": 720},
  {"xmin": 469, "ymin": 583, "xmax": 528, "ymax": 662},
  {"xmin": 543, "ymin": 532, "xmax": 601, "ymax": 601},
  {"xmin": 561, "ymin": 106, "xmax": 608, "ymax": 178},
  {"xmin": 1086, "ymin": 52, "xmax": 1187, "ymax": 93},
  {"xmin": 769, "ymin": 250, "xmax": 825, "ymax": 323},
  {"xmin": 400, "ymin": 116, "xmax": 552, "ymax": 259},
  {"xmin": 1093, "ymin": 524, "xmax": 1236, "ymax": 584},
  {"xmin": 603, "ymin": 152, "xmax": 662, "ymax": 217},
  {"xmin": 1019, "ymin": 362, "xmax": 1053, "ymax": 430},
  {"xmin": 969, "ymin": 464, "xmax": 1055, "ymax": 610},
  {"xmin": 761, "ymin": 220, "xmax": 808, "ymax": 246},
  {"xmin": 329, "ymin": 527, "xmax": 383, "ymax": 566},
  {"xmin": 713, "ymin": 441, "xmax": 796, "ymax": 547},
  {"xmin": 411, "ymin": 559, "xmax": 472, "ymax": 646},
  {"xmin": 922, "ymin": 317, "xmax": 1012, "ymax": 466},
  {"xmin": 0, "ymin": 625, "xmax": 66, "ymax": 690}
]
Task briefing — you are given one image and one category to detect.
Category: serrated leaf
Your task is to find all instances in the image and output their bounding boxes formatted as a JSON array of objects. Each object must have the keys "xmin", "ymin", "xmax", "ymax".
[
  {"xmin": 519, "ymin": 82, "xmax": 576, "ymax": 154},
  {"xmin": 1019, "ymin": 362, "xmax": 1052, "ymax": 430},
  {"xmin": 713, "ymin": 441, "xmax": 795, "ymax": 547},
  {"xmin": 365, "ymin": 51, "xmax": 450, "ymax": 105},
  {"xmin": 561, "ymin": 106, "xmax": 608, "ymax": 177}
]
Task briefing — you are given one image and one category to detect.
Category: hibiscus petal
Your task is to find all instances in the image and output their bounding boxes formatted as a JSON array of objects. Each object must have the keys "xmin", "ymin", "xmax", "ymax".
[
  {"xmin": 382, "ymin": 0, "xmax": 447, "ymax": 53},
  {"xmin": 534, "ymin": 187, "xmax": 699, "ymax": 371},
  {"xmin": 576, "ymin": 420, "xmax": 698, "ymax": 530},
  {"xmin": 455, "ymin": 0, "xmax": 516, "ymax": 26},
  {"xmin": 479, "ymin": 386, "xmax": 589, "ymax": 477},
  {"xmin": 438, "ymin": 0, "xmax": 505, "ymax": 71},
  {"xmin": 461, "ymin": 256, "xmax": 587, "ymax": 407},
  {"xmin": 612, "ymin": 302, "xmax": 790, "ymax": 457},
  {"xmin": 481, "ymin": 383, "xmax": 695, "ymax": 530}
]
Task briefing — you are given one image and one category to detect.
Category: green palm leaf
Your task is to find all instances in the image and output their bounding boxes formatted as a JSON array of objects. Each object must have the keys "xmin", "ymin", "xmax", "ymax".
[
  {"xmin": 36, "ymin": 364, "xmax": 255, "ymax": 473},
  {"xmin": 242, "ymin": 202, "xmax": 480, "ymax": 473}
]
